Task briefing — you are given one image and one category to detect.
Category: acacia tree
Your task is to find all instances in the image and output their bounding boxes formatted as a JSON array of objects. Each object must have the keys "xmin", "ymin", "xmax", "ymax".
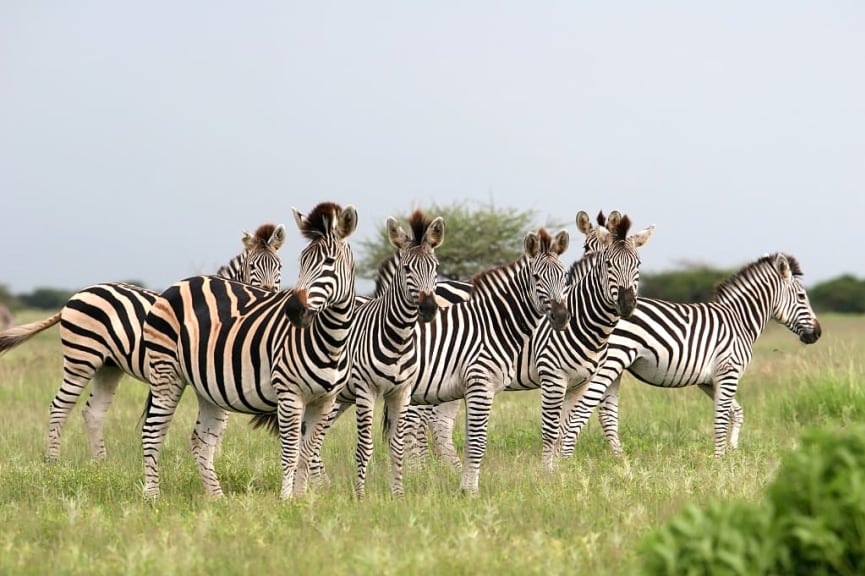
[{"xmin": 356, "ymin": 200, "xmax": 546, "ymax": 282}]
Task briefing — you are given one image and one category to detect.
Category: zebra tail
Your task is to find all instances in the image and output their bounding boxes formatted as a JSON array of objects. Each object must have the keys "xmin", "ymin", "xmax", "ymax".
[
  {"xmin": 249, "ymin": 413, "xmax": 280, "ymax": 436},
  {"xmin": 0, "ymin": 312, "xmax": 62, "ymax": 355}
]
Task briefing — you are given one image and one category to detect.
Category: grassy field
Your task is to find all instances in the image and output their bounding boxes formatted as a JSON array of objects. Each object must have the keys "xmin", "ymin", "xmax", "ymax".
[{"xmin": 1, "ymin": 310, "xmax": 863, "ymax": 575}]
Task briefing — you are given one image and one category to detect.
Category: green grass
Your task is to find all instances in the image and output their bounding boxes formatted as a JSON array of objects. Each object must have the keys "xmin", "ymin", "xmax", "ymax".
[{"xmin": 1, "ymin": 311, "xmax": 863, "ymax": 575}]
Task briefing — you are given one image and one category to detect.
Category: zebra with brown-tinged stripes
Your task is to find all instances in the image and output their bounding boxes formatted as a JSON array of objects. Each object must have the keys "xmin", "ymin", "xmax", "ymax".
[
  {"xmin": 140, "ymin": 202, "xmax": 357, "ymax": 500},
  {"xmin": 0, "ymin": 223, "xmax": 286, "ymax": 462},
  {"xmin": 560, "ymin": 252, "xmax": 822, "ymax": 459}
]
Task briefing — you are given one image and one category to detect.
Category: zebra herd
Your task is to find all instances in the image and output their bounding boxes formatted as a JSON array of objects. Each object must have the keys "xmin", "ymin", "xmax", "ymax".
[{"xmin": 0, "ymin": 201, "xmax": 822, "ymax": 500}]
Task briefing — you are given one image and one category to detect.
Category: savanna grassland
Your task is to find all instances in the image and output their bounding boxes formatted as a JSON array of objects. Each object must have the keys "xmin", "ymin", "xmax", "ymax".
[{"xmin": 1, "ymin": 310, "xmax": 863, "ymax": 575}]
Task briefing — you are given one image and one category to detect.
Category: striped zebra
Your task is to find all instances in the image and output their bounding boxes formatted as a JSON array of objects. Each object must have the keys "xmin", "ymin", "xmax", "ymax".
[
  {"xmin": 411, "ymin": 211, "xmax": 656, "ymax": 472},
  {"xmin": 0, "ymin": 223, "xmax": 285, "ymax": 462},
  {"xmin": 559, "ymin": 252, "xmax": 822, "ymax": 459},
  {"xmin": 141, "ymin": 202, "xmax": 357, "ymax": 500},
  {"xmin": 301, "ymin": 210, "xmax": 445, "ymax": 498},
  {"xmin": 405, "ymin": 227, "xmax": 571, "ymax": 494}
]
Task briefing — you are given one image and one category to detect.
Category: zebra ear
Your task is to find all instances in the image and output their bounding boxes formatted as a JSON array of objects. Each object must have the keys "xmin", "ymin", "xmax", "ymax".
[
  {"xmin": 629, "ymin": 224, "xmax": 655, "ymax": 248},
  {"xmin": 337, "ymin": 205, "xmax": 358, "ymax": 239},
  {"xmin": 552, "ymin": 229, "xmax": 570, "ymax": 255},
  {"xmin": 605, "ymin": 211, "xmax": 622, "ymax": 233},
  {"xmin": 268, "ymin": 224, "xmax": 287, "ymax": 251},
  {"xmin": 576, "ymin": 211, "xmax": 592, "ymax": 235},
  {"xmin": 386, "ymin": 217, "xmax": 410, "ymax": 250},
  {"xmin": 424, "ymin": 217, "xmax": 445, "ymax": 250},
  {"xmin": 241, "ymin": 231, "xmax": 256, "ymax": 251},
  {"xmin": 774, "ymin": 253, "xmax": 792, "ymax": 279},
  {"xmin": 524, "ymin": 232, "xmax": 540, "ymax": 258},
  {"xmin": 292, "ymin": 207, "xmax": 305, "ymax": 231}
]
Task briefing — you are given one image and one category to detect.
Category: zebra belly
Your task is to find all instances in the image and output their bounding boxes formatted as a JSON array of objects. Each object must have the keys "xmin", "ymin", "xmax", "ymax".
[
  {"xmin": 628, "ymin": 356, "xmax": 714, "ymax": 387},
  {"xmin": 178, "ymin": 359, "xmax": 279, "ymax": 413}
]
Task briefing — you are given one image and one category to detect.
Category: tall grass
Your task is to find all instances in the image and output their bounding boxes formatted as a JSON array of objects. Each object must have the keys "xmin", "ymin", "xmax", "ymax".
[{"xmin": 1, "ymin": 311, "xmax": 862, "ymax": 575}]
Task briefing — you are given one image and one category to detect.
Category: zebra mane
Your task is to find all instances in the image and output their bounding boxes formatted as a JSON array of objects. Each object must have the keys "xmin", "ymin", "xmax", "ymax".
[
  {"xmin": 407, "ymin": 209, "xmax": 432, "ymax": 247},
  {"xmin": 596, "ymin": 211, "xmax": 607, "ymax": 228},
  {"xmin": 251, "ymin": 224, "xmax": 278, "ymax": 247},
  {"xmin": 299, "ymin": 202, "xmax": 343, "ymax": 240},
  {"xmin": 373, "ymin": 253, "xmax": 399, "ymax": 297},
  {"xmin": 567, "ymin": 252, "xmax": 600, "ymax": 286},
  {"xmin": 469, "ymin": 228, "xmax": 552, "ymax": 295},
  {"xmin": 713, "ymin": 252, "xmax": 803, "ymax": 301},
  {"xmin": 611, "ymin": 215, "xmax": 631, "ymax": 241}
]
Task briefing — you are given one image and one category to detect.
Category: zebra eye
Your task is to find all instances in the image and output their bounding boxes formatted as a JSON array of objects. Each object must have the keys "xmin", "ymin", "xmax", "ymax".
[{"xmin": 323, "ymin": 257, "xmax": 336, "ymax": 266}]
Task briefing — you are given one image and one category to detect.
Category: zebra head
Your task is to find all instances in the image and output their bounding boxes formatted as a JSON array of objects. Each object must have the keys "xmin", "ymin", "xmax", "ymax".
[
  {"xmin": 576, "ymin": 209, "xmax": 623, "ymax": 256},
  {"xmin": 285, "ymin": 202, "xmax": 358, "ymax": 329},
  {"xmin": 386, "ymin": 210, "xmax": 445, "ymax": 323},
  {"xmin": 766, "ymin": 253, "xmax": 822, "ymax": 344},
  {"xmin": 239, "ymin": 223, "xmax": 286, "ymax": 292},
  {"xmin": 525, "ymin": 228, "xmax": 571, "ymax": 331},
  {"xmin": 591, "ymin": 214, "xmax": 655, "ymax": 318}
]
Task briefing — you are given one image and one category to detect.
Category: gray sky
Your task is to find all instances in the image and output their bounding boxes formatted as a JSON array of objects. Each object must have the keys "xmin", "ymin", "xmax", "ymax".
[{"xmin": 2, "ymin": 2, "xmax": 863, "ymax": 295}]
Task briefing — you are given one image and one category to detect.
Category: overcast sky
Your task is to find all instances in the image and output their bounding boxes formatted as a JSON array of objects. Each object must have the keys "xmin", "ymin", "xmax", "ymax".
[{"xmin": 2, "ymin": 2, "xmax": 863, "ymax": 295}]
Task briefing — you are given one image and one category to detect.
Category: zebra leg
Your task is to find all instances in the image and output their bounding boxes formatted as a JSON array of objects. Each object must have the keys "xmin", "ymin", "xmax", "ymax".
[
  {"xmin": 383, "ymin": 385, "xmax": 412, "ymax": 497},
  {"xmin": 309, "ymin": 402, "xmax": 350, "ymax": 487},
  {"xmin": 45, "ymin": 363, "xmax": 98, "ymax": 463},
  {"xmin": 401, "ymin": 405, "xmax": 430, "ymax": 467},
  {"xmin": 728, "ymin": 398, "xmax": 744, "ymax": 450},
  {"xmin": 597, "ymin": 377, "xmax": 623, "ymax": 456},
  {"xmin": 354, "ymin": 389, "xmax": 377, "ymax": 500},
  {"xmin": 81, "ymin": 366, "xmax": 124, "ymax": 460},
  {"xmin": 275, "ymin": 392, "xmax": 304, "ymax": 500},
  {"xmin": 540, "ymin": 372, "xmax": 568, "ymax": 473},
  {"xmin": 189, "ymin": 397, "xmax": 230, "ymax": 497},
  {"xmin": 430, "ymin": 400, "xmax": 462, "ymax": 470},
  {"xmin": 560, "ymin": 369, "xmax": 620, "ymax": 459},
  {"xmin": 296, "ymin": 394, "xmax": 338, "ymax": 498},
  {"xmin": 709, "ymin": 374, "xmax": 739, "ymax": 458},
  {"xmin": 141, "ymin": 365, "xmax": 186, "ymax": 500},
  {"xmin": 460, "ymin": 383, "xmax": 494, "ymax": 495}
]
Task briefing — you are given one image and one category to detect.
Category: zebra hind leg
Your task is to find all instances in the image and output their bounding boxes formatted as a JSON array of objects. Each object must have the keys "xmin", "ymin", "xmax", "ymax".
[
  {"xmin": 597, "ymin": 378, "xmax": 623, "ymax": 457},
  {"xmin": 296, "ymin": 394, "xmax": 338, "ymax": 498},
  {"xmin": 190, "ymin": 398, "xmax": 230, "ymax": 498},
  {"xmin": 82, "ymin": 366, "xmax": 124, "ymax": 460},
  {"xmin": 383, "ymin": 386, "xmax": 412, "ymax": 497},
  {"xmin": 430, "ymin": 401, "xmax": 462, "ymax": 470},
  {"xmin": 141, "ymin": 367, "xmax": 186, "ymax": 501}
]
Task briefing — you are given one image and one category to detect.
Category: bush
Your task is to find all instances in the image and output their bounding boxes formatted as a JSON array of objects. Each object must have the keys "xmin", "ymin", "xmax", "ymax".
[
  {"xmin": 641, "ymin": 425, "xmax": 865, "ymax": 576},
  {"xmin": 640, "ymin": 500, "xmax": 776, "ymax": 576},
  {"xmin": 768, "ymin": 426, "xmax": 865, "ymax": 575}
]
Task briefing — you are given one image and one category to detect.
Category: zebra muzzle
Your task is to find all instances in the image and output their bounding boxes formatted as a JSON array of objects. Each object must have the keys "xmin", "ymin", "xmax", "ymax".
[
  {"xmin": 285, "ymin": 290, "xmax": 314, "ymax": 328},
  {"xmin": 617, "ymin": 287, "xmax": 637, "ymax": 318},
  {"xmin": 548, "ymin": 300, "xmax": 570, "ymax": 331},
  {"xmin": 417, "ymin": 292, "xmax": 439, "ymax": 323},
  {"xmin": 800, "ymin": 319, "xmax": 822, "ymax": 344}
]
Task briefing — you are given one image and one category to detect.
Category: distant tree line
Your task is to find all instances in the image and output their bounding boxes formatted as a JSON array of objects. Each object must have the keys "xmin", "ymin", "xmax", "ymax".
[{"xmin": 2, "ymin": 200, "xmax": 862, "ymax": 314}]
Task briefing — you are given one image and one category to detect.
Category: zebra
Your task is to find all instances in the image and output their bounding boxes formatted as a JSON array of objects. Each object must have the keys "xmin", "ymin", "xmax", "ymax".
[
  {"xmin": 402, "ymin": 227, "xmax": 571, "ymax": 495},
  {"xmin": 409, "ymin": 211, "xmax": 656, "ymax": 472},
  {"xmin": 296, "ymin": 210, "xmax": 444, "ymax": 499},
  {"xmin": 140, "ymin": 202, "xmax": 357, "ymax": 500},
  {"xmin": 559, "ymin": 252, "xmax": 822, "ymax": 459},
  {"xmin": 0, "ymin": 223, "xmax": 286, "ymax": 462}
]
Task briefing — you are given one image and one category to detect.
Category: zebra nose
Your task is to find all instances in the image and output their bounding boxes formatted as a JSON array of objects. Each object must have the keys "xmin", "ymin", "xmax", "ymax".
[
  {"xmin": 417, "ymin": 292, "xmax": 439, "ymax": 323},
  {"xmin": 617, "ymin": 287, "xmax": 637, "ymax": 318},
  {"xmin": 285, "ymin": 290, "xmax": 314, "ymax": 328},
  {"xmin": 800, "ymin": 319, "xmax": 822, "ymax": 344},
  {"xmin": 549, "ymin": 300, "xmax": 570, "ymax": 331}
]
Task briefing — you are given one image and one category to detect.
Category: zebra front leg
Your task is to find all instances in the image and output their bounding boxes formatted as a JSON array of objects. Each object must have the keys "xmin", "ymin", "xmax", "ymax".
[
  {"xmin": 82, "ymin": 367, "xmax": 124, "ymax": 461},
  {"xmin": 383, "ymin": 386, "xmax": 413, "ymax": 497},
  {"xmin": 401, "ymin": 405, "xmax": 430, "ymax": 467},
  {"xmin": 297, "ymin": 394, "xmax": 338, "ymax": 498},
  {"xmin": 141, "ymin": 369, "xmax": 186, "ymax": 500},
  {"xmin": 698, "ymin": 384, "xmax": 743, "ymax": 450},
  {"xmin": 275, "ymin": 392, "xmax": 304, "ymax": 500},
  {"xmin": 708, "ymin": 375, "xmax": 739, "ymax": 458},
  {"xmin": 597, "ymin": 377, "xmax": 623, "ymax": 456},
  {"xmin": 430, "ymin": 400, "xmax": 462, "ymax": 470},
  {"xmin": 354, "ymin": 390, "xmax": 377, "ymax": 499},
  {"xmin": 309, "ymin": 402, "xmax": 349, "ymax": 487},
  {"xmin": 460, "ymin": 384, "xmax": 495, "ymax": 496},
  {"xmin": 189, "ymin": 397, "xmax": 230, "ymax": 497},
  {"xmin": 540, "ymin": 374, "xmax": 568, "ymax": 473}
]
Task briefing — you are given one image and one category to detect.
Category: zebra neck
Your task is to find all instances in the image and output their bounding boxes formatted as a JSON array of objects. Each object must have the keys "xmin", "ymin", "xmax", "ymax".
[
  {"xmin": 471, "ymin": 258, "xmax": 543, "ymax": 340},
  {"xmin": 368, "ymin": 286, "xmax": 419, "ymax": 335},
  {"xmin": 568, "ymin": 269, "xmax": 621, "ymax": 336},
  {"xmin": 714, "ymin": 285, "xmax": 771, "ymax": 343}
]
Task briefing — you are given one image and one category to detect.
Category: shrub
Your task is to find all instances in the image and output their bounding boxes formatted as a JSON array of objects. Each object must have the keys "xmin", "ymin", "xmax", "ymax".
[
  {"xmin": 639, "ymin": 500, "xmax": 777, "ymax": 576},
  {"xmin": 767, "ymin": 425, "xmax": 865, "ymax": 575}
]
